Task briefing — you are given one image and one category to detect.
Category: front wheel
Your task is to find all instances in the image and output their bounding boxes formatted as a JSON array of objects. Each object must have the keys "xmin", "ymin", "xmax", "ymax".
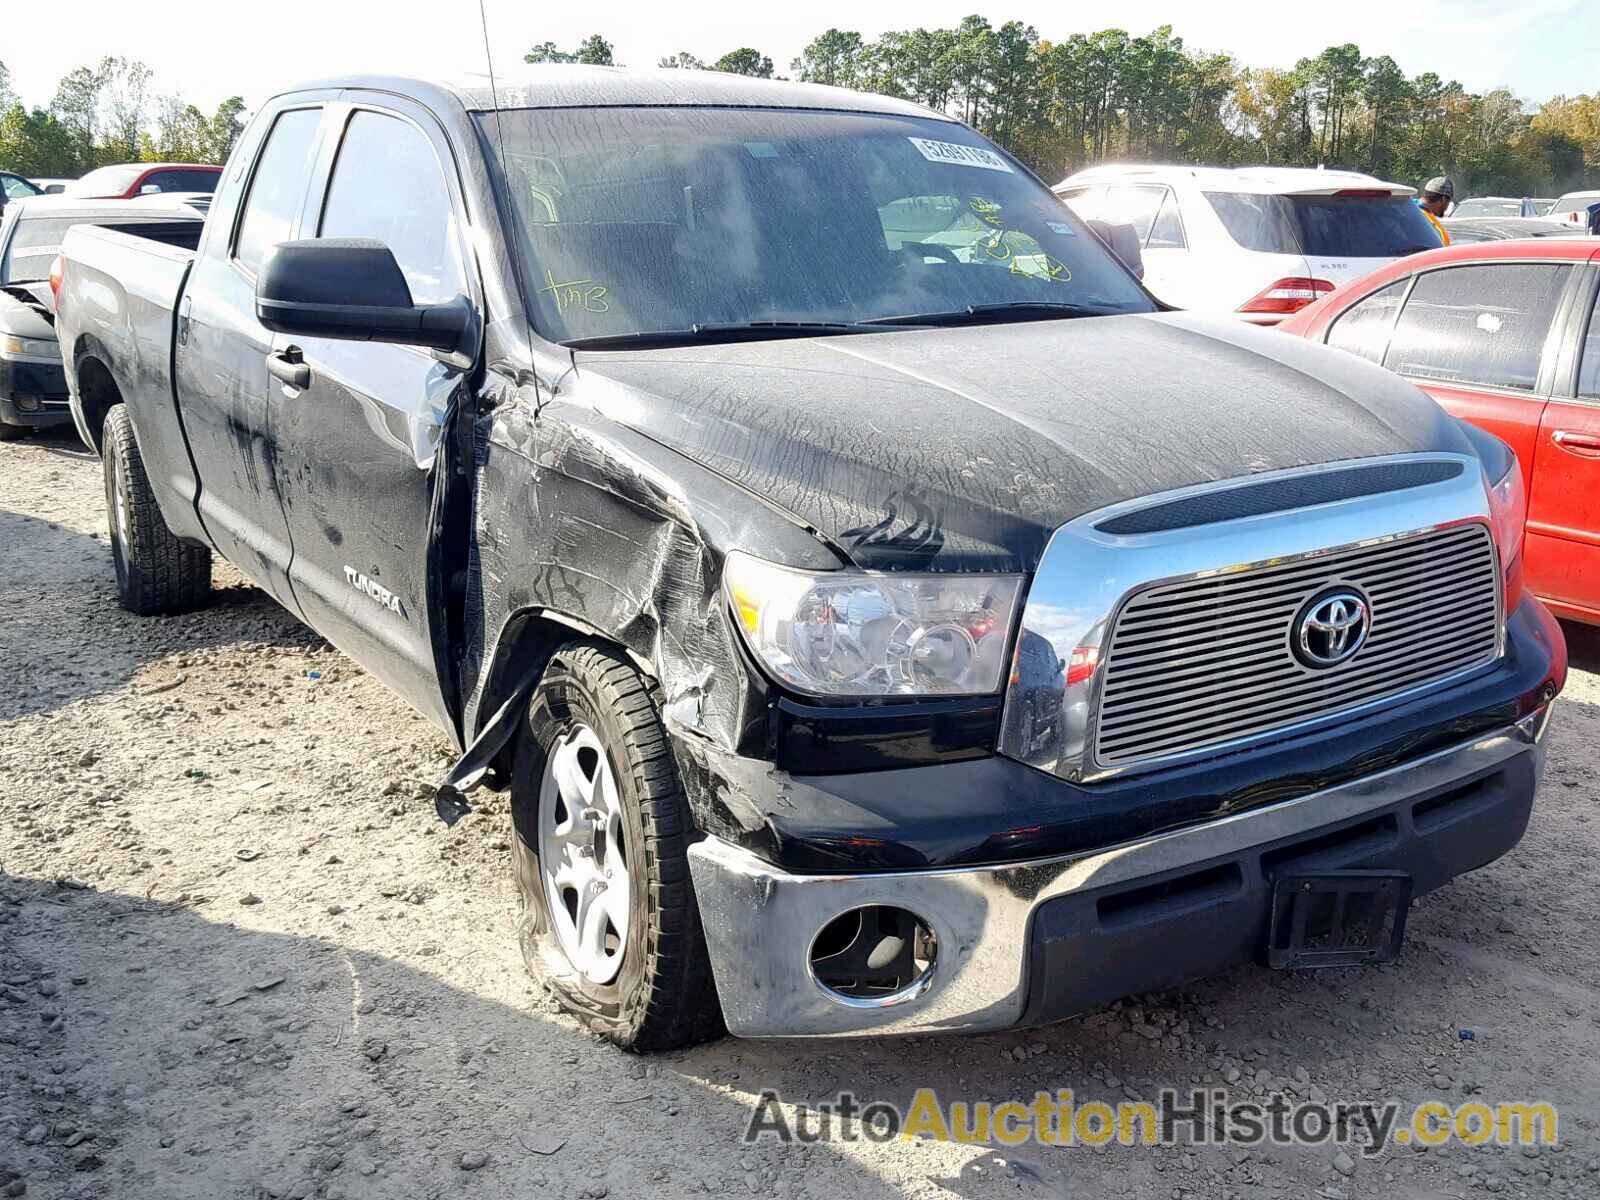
[
  {"xmin": 103, "ymin": 406, "xmax": 212, "ymax": 615},
  {"xmin": 510, "ymin": 641, "xmax": 723, "ymax": 1051}
]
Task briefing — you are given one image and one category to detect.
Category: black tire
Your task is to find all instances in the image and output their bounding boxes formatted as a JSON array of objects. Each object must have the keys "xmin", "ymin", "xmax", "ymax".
[
  {"xmin": 510, "ymin": 641, "xmax": 723, "ymax": 1051},
  {"xmin": 0, "ymin": 419, "xmax": 28, "ymax": 441},
  {"xmin": 103, "ymin": 406, "xmax": 212, "ymax": 615}
]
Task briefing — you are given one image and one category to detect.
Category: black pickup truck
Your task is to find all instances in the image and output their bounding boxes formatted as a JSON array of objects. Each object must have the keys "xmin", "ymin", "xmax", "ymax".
[
  {"xmin": 54, "ymin": 68, "xmax": 1566, "ymax": 1049},
  {"xmin": 0, "ymin": 196, "xmax": 203, "ymax": 438}
]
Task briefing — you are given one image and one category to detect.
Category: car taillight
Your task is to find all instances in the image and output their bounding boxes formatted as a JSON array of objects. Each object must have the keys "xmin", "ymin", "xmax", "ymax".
[
  {"xmin": 49, "ymin": 255, "xmax": 64, "ymax": 305},
  {"xmin": 1064, "ymin": 645, "xmax": 1099, "ymax": 687},
  {"xmin": 1238, "ymin": 277, "xmax": 1335, "ymax": 316}
]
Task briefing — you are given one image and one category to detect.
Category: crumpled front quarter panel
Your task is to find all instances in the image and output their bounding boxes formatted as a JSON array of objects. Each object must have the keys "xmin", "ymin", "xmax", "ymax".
[{"xmin": 461, "ymin": 369, "xmax": 839, "ymax": 843}]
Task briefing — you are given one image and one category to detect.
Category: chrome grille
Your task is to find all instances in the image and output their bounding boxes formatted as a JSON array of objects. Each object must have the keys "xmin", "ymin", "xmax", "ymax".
[{"xmin": 1093, "ymin": 524, "xmax": 1500, "ymax": 769}]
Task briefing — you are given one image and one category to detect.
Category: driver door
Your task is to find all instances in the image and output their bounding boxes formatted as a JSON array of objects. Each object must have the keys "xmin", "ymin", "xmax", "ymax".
[{"xmin": 263, "ymin": 100, "xmax": 480, "ymax": 735}]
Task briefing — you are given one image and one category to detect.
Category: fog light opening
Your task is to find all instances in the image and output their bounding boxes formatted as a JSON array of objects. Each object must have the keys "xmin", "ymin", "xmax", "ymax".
[{"xmin": 808, "ymin": 905, "xmax": 937, "ymax": 1005}]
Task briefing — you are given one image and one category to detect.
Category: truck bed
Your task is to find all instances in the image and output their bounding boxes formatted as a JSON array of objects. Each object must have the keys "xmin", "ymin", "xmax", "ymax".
[{"xmin": 56, "ymin": 223, "xmax": 201, "ymax": 530}]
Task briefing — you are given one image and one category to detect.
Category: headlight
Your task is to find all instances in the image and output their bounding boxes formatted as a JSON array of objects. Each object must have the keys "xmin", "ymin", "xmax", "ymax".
[
  {"xmin": 1483, "ymin": 454, "xmax": 1526, "ymax": 613},
  {"xmin": 0, "ymin": 333, "xmax": 59, "ymax": 360},
  {"xmin": 723, "ymin": 551, "xmax": 1023, "ymax": 697}
]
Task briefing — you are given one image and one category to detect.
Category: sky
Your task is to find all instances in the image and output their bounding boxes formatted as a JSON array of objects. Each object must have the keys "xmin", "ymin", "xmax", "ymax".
[{"xmin": 5, "ymin": 0, "xmax": 1596, "ymax": 118}]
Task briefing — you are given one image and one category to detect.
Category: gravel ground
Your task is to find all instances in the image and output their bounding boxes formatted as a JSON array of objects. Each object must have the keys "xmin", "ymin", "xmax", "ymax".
[{"xmin": 3, "ymin": 427, "xmax": 1600, "ymax": 1200}]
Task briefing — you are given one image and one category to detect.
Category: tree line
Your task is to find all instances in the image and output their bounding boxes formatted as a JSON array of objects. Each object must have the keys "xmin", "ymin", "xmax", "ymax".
[
  {"xmin": 0, "ymin": 57, "xmax": 244, "ymax": 179},
  {"xmin": 5, "ymin": 24, "xmax": 1596, "ymax": 196},
  {"xmin": 528, "ymin": 21, "xmax": 1600, "ymax": 196}
]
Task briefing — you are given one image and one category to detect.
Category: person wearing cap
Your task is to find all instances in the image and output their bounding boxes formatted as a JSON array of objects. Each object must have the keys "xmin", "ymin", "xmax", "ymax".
[{"xmin": 1416, "ymin": 176, "xmax": 1453, "ymax": 245}]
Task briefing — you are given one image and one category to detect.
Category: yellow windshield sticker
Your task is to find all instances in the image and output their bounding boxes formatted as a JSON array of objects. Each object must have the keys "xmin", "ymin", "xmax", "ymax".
[{"xmin": 1010, "ymin": 254, "xmax": 1072, "ymax": 283}]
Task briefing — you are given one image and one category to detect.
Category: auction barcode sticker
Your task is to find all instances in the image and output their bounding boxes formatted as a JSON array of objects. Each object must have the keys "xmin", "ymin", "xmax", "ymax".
[{"xmin": 907, "ymin": 137, "xmax": 1014, "ymax": 173}]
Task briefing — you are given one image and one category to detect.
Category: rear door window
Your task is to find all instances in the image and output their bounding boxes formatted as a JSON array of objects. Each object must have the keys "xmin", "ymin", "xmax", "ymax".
[
  {"xmin": 234, "ymin": 107, "xmax": 323, "ymax": 275},
  {"xmin": 1578, "ymin": 294, "xmax": 1600, "ymax": 401},
  {"xmin": 317, "ymin": 110, "xmax": 465, "ymax": 306},
  {"xmin": 1056, "ymin": 185, "xmax": 1105, "ymax": 221},
  {"xmin": 1146, "ymin": 191, "xmax": 1187, "ymax": 249},
  {"xmin": 1325, "ymin": 279, "xmax": 1408, "ymax": 364},
  {"xmin": 1104, "ymin": 185, "xmax": 1167, "ymax": 244},
  {"xmin": 1205, "ymin": 192, "xmax": 1439, "ymax": 256},
  {"xmin": 1384, "ymin": 263, "xmax": 1572, "ymax": 391}
]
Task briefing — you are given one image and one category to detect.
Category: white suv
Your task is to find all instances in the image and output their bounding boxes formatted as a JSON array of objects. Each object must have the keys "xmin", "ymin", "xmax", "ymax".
[
  {"xmin": 1054, "ymin": 165, "xmax": 1442, "ymax": 324},
  {"xmin": 1548, "ymin": 190, "xmax": 1600, "ymax": 229}
]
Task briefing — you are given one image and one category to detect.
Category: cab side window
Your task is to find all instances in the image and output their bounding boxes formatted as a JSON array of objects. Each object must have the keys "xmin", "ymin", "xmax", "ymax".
[
  {"xmin": 318, "ymin": 111, "xmax": 466, "ymax": 306},
  {"xmin": 1384, "ymin": 263, "xmax": 1572, "ymax": 391},
  {"xmin": 234, "ymin": 108, "xmax": 323, "ymax": 276},
  {"xmin": 1326, "ymin": 280, "xmax": 1408, "ymax": 364}
]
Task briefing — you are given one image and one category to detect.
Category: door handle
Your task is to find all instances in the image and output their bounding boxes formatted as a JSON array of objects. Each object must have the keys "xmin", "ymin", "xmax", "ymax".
[
  {"xmin": 266, "ymin": 346, "xmax": 310, "ymax": 390},
  {"xmin": 1552, "ymin": 429, "xmax": 1600, "ymax": 459}
]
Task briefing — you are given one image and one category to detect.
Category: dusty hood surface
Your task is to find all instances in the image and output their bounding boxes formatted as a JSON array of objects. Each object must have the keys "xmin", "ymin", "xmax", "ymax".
[{"xmin": 571, "ymin": 311, "xmax": 1475, "ymax": 572}]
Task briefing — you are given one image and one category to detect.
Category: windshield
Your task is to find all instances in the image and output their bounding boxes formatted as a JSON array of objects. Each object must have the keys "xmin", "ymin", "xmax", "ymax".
[
  {"xmin": 141, "ymin": 169, "xmax": 220, "ymax": 194},
  {"xmin": 1204, "ymin": 192, "xmax": 1439, "ymax": 257},
  {"xmin": 2, "ymin": 174, "xmax": 42, "ymax": 201},
  {"xmin": 1452, "ymin": 199, "xmax": 1524, "ymax": 218},
  {"xmin": 481, "ymin": 107, "xmax": 1154, "ymax": 344},
  {"xmin": 68, "ymin": 165, "xmax": 144, "ymax": 196}
]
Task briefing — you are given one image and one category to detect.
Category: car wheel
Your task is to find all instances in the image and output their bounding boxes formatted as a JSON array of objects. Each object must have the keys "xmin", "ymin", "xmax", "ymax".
[
  {"xmin": 510, "ymin": 641, "xmax": 723, "ymax": 1051},
  {"xmin": 102, "ymin": 406, "xmax": 212, "ymax": 615}
]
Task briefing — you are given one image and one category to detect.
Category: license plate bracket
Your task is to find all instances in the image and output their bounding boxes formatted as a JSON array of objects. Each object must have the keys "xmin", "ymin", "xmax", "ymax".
[{"xmin": 1267, "ymin": 870, "xmax": 1413, "ymax": 969}]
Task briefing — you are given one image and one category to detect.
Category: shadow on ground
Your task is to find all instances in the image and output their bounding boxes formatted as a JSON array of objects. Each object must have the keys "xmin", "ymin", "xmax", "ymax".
[
  {"xmin": 1561, "ymin": 620, "xmax": 1600, "ymax": 675},
  {"xmin": 0, "ymin": 867, "xmax": 960, "ymax": 1200}
]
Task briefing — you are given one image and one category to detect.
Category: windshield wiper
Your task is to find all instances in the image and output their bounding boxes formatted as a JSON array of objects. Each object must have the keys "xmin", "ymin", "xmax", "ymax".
[
  {"xmin": 562, "ymin": 321, "xmax": 882, "ymax": 350},
  {"xmin": 861, "ymin": 301, "xmax": 1119, "ymax": 327}
]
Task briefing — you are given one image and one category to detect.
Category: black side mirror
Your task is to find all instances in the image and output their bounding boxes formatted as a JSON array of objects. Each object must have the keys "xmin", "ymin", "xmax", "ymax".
[
  {"xmin": 1087, "ymin": 220, "xmax": 1145, "ymax": 281},
  {"xmin": 255, "ymin": 238, "xmax": 471, "ymax": 353}
]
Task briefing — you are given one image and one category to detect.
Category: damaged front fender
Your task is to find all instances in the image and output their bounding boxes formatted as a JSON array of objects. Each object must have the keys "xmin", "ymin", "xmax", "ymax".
[{"xmin": 443, "ymin": 364, "xmax": 841, "ymax": 842}]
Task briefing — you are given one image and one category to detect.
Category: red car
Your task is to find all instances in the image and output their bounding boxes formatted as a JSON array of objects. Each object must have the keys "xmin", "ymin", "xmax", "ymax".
[
  {"xmin": 65, "ymin": 162, "xmax": 222, "ymax": 199},
  {"xmin": 1282, "ymin": 238, "xmax": 1600, "ymax": 624}
]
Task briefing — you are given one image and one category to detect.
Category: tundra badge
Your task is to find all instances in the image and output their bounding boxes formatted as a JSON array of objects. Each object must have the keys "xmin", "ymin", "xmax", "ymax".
[{"xmin": 344, "ymin": 566, "xmax": 403, "ymax": 615}]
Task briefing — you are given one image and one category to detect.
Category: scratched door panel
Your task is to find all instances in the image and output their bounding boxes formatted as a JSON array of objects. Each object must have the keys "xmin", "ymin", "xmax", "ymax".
[
  {"xmin": 263, "ymin": 104, "xmax": 474, "ymax": 734},
  {"xmin": 175, "ymin": 103, "xmax": 326, "ymax": 611}
]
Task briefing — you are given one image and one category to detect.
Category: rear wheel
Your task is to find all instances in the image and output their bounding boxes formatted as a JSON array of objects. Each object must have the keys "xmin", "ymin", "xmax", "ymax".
[
  {"xmin": 510, "ymin": 641, "xmax": 723, "ymax": 1051},
  {"xmin": 103, "ymin": 406, "xmax": 212, "ymax": 615}
]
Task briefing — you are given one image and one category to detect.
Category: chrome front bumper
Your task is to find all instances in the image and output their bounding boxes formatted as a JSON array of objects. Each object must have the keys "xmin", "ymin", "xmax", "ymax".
[{"xmin": 687, "ymin": 709, "xmax": 1551, "ymax": 1038}]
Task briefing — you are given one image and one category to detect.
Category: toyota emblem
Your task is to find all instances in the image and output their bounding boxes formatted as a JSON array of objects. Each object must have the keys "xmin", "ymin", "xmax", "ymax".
[{"xmin": 1293, "ymin": 588, "xmax": 1370, "ymax": 668}]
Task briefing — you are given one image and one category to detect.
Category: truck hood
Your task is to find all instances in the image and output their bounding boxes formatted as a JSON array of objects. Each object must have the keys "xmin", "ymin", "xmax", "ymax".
[{"xmin": 571, "ymin": 311, "xmax": 1476, "ymax": 572}]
